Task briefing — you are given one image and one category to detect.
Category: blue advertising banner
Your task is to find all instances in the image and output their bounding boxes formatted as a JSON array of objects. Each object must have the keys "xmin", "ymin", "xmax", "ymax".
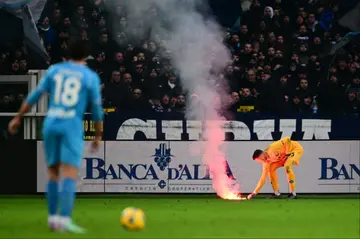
[{"xmin": 102, "ymin": 112, "xmax": 360, "ymax": 141}]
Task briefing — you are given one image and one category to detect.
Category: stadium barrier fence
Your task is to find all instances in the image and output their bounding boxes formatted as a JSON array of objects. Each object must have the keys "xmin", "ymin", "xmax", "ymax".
[{"xmin": 1, "ymin": 139, "xmax": 359, "ymax": 194}]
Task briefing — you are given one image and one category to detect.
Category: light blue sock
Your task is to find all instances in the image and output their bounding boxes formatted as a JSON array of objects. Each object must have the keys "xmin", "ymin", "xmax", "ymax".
[
  {"xmin": 46, "ymin": 180, "xmax": 59, "ymax": 216},
  {"xmin": 60, "ymin": 178, "xmax": 76, "ymax": 218}
]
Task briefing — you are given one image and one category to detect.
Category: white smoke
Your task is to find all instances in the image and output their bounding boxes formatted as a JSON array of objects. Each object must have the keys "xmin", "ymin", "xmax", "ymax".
[
  {"xmin": 106, "ymin": 0, "xmax": 231, "ymax": 117},
  {"xmin": 105, "ymin": 0, "xmax": 241, "ymax": 198}
]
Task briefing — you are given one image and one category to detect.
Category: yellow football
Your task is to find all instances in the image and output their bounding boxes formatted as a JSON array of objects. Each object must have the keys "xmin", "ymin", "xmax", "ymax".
[{"xmin": 120, "ymin": 207, "xmax": 145, "ymax": 231}]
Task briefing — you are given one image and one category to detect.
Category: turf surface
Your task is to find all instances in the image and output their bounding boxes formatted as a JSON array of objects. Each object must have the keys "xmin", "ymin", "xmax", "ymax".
[{"xmin": 0, "ymin": 195, "xmax": 359, "ymax": 238}]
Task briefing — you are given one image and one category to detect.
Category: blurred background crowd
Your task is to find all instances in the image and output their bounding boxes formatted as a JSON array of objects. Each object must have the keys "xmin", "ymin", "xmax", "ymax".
[{"xmin": 0, "ymin": 0, "xmax": 359, "ymax": 115}]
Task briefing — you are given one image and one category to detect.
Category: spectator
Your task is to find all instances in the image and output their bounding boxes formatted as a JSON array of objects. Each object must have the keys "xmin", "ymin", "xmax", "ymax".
[
  {"xmin": 104, "ymin": 70, "xmax": 123, "ymax": 108},
  {"xmin": 318, "ymin": 74, "xmax": 345, "ymax": 114},
  {"xmin": 18, "ymin": 59, "xmax": 28, "ymax": 74},
  {"xmin": 161, "ymin": 94, "xmax": 172, "ymax": 112},
  {"xmin": 173, "ymin": 94, "xmax": 186, "ymax": 114},
  {"xmin": 1, "ymin": 0, "xmax": 359, "ymax": 116},
  {"xmin": 0, "ymin": 95, "xmax": 16, "ymax": 112},
  {"xmin": 238, "ymin": 88, "xmax": 256, "ymax": 112},
  {"xmin": 229, "ymin": 91, "xmax": 240, "ymax": 112},
  {"xmin": 239, "ymin": 24, "xmax": 251, "ymax": 45},
  {"xmin": 163, "ymin": 73, "xmax": 181, "ymax": 98},
  {"xmin": 133, "ymin": 62, "xmax": 146, "ymax": 86},
  {"xmin": 128, "ymin": 88, "xmax": 149, "ymax": 111},
  {"xmin": 10, "ymin": 60, "xmax": 21, "ymax": 75},
  {"xmin": 143, "ymin": 69, "xmax": 163, "ymax": 97},
  {"xmin": 150, "ymin": 94, "xmax": 164, "ymax": 113},
  {"xmin": 71, "ymin": 5, "xmax": 88, "ymax": 35},
  {"xmin": 345, "ymin": 91, "xmax": 359, "ymax": 114},
  {"xmin": 87, "ymin": 52, "xmax": 106, "ymax": 76},
  {"xmin": 348, "ymin": 76, "xmax": 360, "ymax": 90},
  {"xmin": 295, "ymin": 79, "xmax": 313, "ymax": 100},
  {"xmin": 241, "ymin": 68, "xmax": 257, "ymax": 94},
  {"xmin": 95, "ymin": 32, "xmax": 113, "ymax": 57}
]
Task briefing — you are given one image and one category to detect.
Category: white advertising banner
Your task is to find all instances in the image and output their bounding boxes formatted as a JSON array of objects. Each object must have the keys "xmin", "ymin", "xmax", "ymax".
[
  {"xmin": 37, "ymin": 141, "xmax": 106, "ymax": 193},
  {"xmin": 36, "ymin": 141, "xmax": 360, "ymax": 194}
]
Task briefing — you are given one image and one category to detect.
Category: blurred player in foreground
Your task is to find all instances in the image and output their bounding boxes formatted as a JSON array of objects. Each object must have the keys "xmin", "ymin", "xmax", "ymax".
[
  {"xmin": 247, "ymin": 136, "xmax": 304, "ymax": 199},
  {"xmin": 8, "ymin": 40, "xmax": 103, "ymax": 233}
]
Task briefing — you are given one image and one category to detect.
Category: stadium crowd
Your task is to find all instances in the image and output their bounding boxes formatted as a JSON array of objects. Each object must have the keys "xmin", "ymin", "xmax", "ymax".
[{"xmin": 0, "ymin": 0, "xmax": 359, "ymax": 115}]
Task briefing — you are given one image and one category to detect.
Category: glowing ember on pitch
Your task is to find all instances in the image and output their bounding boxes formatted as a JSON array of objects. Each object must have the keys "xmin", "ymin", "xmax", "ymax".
[{"xmin": 222, "ymin": 193, "xmax": 247, "ymax": 201}]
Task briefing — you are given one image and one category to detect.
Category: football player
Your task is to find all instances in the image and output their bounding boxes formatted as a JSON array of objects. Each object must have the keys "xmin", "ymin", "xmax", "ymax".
[{"xmin": 247, "ymin": 136, "xmax": 304, "ymax": 199}]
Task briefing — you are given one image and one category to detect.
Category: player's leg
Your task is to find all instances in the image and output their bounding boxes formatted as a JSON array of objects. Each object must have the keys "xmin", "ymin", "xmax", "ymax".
[
  {"xmin": 284, "ymin": 150, "xmax": 303, "ymax": 198},
  {"xmin": 284, "ymin": 160, "xmax": 296, "ymax": 198},
  {"xmin": 43, "ymin": 133, "xmax": 61, "ymax": 230},
  {"xmin": 269, "ymin": 161, "xmax": 283, "ymax": 197},
  {"xmin": 58, "ymin": 135, "xmax": 85, "ymax": 233},
  {"xmin": 47, "ymin": 164, "xmax": 60, "ymax": 229}
]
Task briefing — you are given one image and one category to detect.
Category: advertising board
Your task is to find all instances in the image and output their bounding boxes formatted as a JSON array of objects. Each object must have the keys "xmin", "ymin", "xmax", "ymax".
[
  {"xmin": 36, "ymin": 141, "xmax": 360, "ymax": 194},
  {"xmin": 103, "ymin": 112, "xmax": 360, "ymax": 140}
]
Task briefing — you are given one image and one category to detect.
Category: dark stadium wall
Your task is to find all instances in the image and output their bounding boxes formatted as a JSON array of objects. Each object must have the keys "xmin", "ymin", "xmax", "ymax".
[
  {"xmin": 0, "ymin": 9, "xmax": 23, "ymax": 51},
  {"xmin": 0, "ymin": 140, "xmax": 37, "ymax": 194},
  {"xmin": 207, "ymin": 0, "xmax": 241, "ymax": 27}
]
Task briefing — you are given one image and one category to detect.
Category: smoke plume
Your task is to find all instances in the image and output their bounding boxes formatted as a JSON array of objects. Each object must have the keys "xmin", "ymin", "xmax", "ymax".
[{"xmin": 105, "ymin": 0, "xmax": 241, "ymax": 199}]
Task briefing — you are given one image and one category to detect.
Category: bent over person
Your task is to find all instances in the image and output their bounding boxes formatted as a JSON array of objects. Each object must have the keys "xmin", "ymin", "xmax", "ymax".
[{"xmin": 247, "ymin": 136, "xmax": 304, "ymax": 199}]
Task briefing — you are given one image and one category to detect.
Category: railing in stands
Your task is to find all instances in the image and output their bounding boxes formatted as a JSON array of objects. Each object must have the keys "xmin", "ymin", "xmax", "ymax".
[{"xmin": 0, "ymin": 71, "xmax": 47, "ymax": 139}]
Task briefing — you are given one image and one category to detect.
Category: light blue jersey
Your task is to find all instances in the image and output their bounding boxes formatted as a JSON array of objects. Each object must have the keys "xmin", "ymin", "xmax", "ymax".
[{"xmin": 26, "ymin": 61, "xmax": 103, "ymax": 167}]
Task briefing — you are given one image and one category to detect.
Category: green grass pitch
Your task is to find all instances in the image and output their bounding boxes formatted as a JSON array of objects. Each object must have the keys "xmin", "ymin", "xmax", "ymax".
[{"xmin": 0, "ymin": 195, "xmax": 359, "ymax": 238}]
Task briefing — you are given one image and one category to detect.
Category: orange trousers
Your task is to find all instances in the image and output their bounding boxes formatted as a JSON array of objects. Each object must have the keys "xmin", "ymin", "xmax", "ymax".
[{"xmin": 268, "ymin": 149, "xmax": 303, "ymax": 192}]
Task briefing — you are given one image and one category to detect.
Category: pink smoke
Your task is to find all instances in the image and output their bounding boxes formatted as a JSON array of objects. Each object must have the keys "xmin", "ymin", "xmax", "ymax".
[
  {"xmin": 191, "ymin": 93, "xmax": 244, "ymax": 200},
  {"xmin": 202, "ymin": 120, "xmax": 244, "ymax": 200}
]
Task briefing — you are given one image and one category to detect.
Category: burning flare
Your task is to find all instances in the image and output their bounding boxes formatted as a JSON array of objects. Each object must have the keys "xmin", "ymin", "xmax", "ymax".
[{"xmin": 202, "ymin": 120, "xmax": 246, "ymax": 200}]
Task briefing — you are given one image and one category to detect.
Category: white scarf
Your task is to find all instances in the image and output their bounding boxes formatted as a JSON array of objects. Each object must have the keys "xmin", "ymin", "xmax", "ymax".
[{"xmin": 168, "ymin": 81, "xmax": 176, "ymax": 89}]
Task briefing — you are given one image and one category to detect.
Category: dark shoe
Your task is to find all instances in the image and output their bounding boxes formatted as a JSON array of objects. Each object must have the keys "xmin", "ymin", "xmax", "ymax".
[
  {"xmin": 288, "ymin": 193, "xmax": 297, "ymax": 199},
  {"xmin": 269, "ymin": 193, "xmax": 281, "ymax": 199}
]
